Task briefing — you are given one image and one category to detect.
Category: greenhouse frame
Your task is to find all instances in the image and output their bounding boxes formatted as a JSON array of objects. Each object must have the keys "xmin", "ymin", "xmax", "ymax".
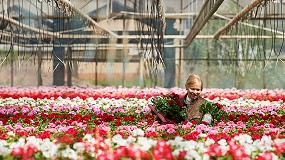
[
  {"xmin": 0, "ymin": 0, "xmax": 284, "ymax": 89},
  {"xmin": 1, "ymin": 1, "xmax": 285, "ymax": 160}
]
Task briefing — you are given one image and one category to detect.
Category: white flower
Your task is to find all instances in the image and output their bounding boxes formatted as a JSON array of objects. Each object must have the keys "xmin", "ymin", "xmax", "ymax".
[
  {"xmin": 59, "ymin": 146, "xmax": 78, "ymax": 160},
  {"xmin": 112, "ymin": 134, "xmax": 128, "ymax": 146},
  {"xmin": 205, "ymin": 138, "xmax": 215, "ymax": 146},
  {"xmin": 218, "ymin": 139, "xmax": 228, "ymax": 146},
  {"xmin": 10, "ymin": 138, "xmax": 25, "ymax": 148},
  {"xmin": 184, "ymin": 150, "xmax": 204, "ymax": 160},
  {"xmin": 136, "ymin": 137, "xmax": 156, "ymax": 151},
  {"xmin": 73, "ymin": 142, "xmax": 85, "ymax": 153},
  {"xmin": 199, "ymin": 133, "xmax": 207, "ymax": 138},
  {"xmin": 132, "ymin": 128, "xmax": 144, "ymax": 137},
  {"xmin": 7, "ymin": 131, "xmax": 15, "ymax": 137},
  {"xmin": 274, "ymin": 138, "xmax": 285, "ymax": 145},
  {"xmin": 40, "ymin": 140, "xmax": 59, "ymax": 158},
  {"xmin": 0, "ymin": 140, "xmax": 10, "ymax": 155},
  {"xmin": 82, "ymin": 134, "xmax": 94, "ymax": 142},
  {"xmin": 126, "ymin": 136, "xmax": 136, "ymax": 144},
  {"xmin": 234, "ymin": 134, "xmax": 253, "ymax": 144},
  {"xmin": 252, "ymin": 136, "xmax": 275, "ymax": 152}
]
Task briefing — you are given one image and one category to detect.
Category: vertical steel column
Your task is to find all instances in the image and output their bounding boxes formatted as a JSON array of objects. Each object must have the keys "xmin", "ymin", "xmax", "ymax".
[
  {"xmin": 262, "ymin": 3, "xmax": 267, "ymax": 89},
  {"xmin": 67, "ymin": 47, "xmax": 72, "ymax": 87},
  {"xmin": 10, "ymin": 45, "xmax": 13, "ymax": 87},
  {"xmin": 177, "ymin": 0, "xmax": 183, "ymax": 87},
  {"xmin": 122, "ymin": 0, "xmax": 127, "ymax": 87},
  {"xmin": 37, "ymin": 44, "xmax": 43, "ymax": 86},
  {"xmin": 52, "ymin": 9, "xmax": 65, "ymax": 86},
  {"xmin": 95, "ymin": 0, "xmax": 99, "ymax": 86}
]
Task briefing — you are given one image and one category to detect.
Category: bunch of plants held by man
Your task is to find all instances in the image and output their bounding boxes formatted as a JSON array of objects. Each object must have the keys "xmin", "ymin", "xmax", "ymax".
[{"xmin": 0, "ymin": 86, "xmax": 284, "ymax": 159}]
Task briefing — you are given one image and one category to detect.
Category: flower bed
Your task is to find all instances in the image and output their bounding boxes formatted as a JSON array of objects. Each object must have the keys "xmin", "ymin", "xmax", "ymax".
[{"xmin": 0, "ymin": 86, "xmax": 285, "ymax": 159}]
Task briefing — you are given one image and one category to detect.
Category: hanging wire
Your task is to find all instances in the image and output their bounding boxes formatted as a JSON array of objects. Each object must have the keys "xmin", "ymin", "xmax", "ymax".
[
  {"xmin": 0, "ymin": 0, "xmax": 6, "ymax": 62},
  {"xmin": 135, "ymin": 0, "xmax": 165, "ymax": 77},
  {"xmin": 278, "ymin": 0, "xmax": 285, "ymax": 55},
  {"xmin": 272, "ymin": 1, "xmax": 279, "ymax": 57},
  {"xmin": 268, "ymin": 1, "xmax": 276, "ymax": 58}
]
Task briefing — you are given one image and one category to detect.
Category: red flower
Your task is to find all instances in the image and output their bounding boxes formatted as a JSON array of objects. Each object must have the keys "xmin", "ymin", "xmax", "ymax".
[
  {"xmin": 175, "ymin": 99, "xmax": 184, "ymax": 107},
  {"xmin": 55, "ymin": 135, "xmax": 74, "ymax": 144},
  {"xmin": 16, "ymin": 130, "xmax": 28, "ymax": 137},
  {"xmin": 177, "ymin": 151, "xmax": 187, "ymax": 160},
  {"xmin": 228, "ymin": 140, "xmax": 250, "ymax": 160},
  {"xmin": 205, "ymin": 144, "xmax": 224, "ymax": 157},
  {"xmin": 115, "ymin": 118, "xmax": 122, "ymax": 126},
  {"xmin": 181, "ymin": 121, "xmax": 188, "ymax": 125},
  {"xmin": 182, "ymin": 131, "xmax": 200, "ymax": 141},
  {"xmin": 145, "ymin": 131, "xmax": 158, "ymax": 138},
  {"xmin": 150, "ymin": 93, "xmax": 187, "ymax": 123},
  {"xmin": 123, "ymin": 116, "xmax": 135, "ymax": 122},
  {"xmin": 110, "ymin": 145, "xmax": 150, "ymax": 159},
  {"xmin": 168, "ymin": 99, "xmax": 174, "ymax": 105},
  {"xmin": 11, "ymin": 144, "xmax": 38, "ymax": 159},
  {"xmin": 190, "ymin": 119, "xmax": 197, "ymax": 124},
  {"xmin": 151, "ymin": 140, "xmax": 175, "ymax": 160},
  {"xmin": 37, "ymin": 131, "xmax": 51, "ymax": 139},
  {"xmin": 274, "ymin": 142, "xmax": 285, "ymax": 155},
  {"xmin": 255, "ymin": 152, "xmax": 273, "ymax": 160},
  {"xmin": 215, "ymin": 103, "xmax": 223, "ymax": 109},
  {"xmin": 171, "ymin": 93, "xmax": 179, "ymax": 99},
  {"xmin": 251, "ymin": 134, "xmax": 262, "ymax": 140},
  {"xmin": 201, "ymin": 121, "xmax": 209, "ymax": 125},
  {"xmin": 11, "ymin": 147, "xmax": 24, "ymax": 156},
  {"xmin": 0, "ymin": 133, "xmax": 7, "ymax": 140},
  {"xmin": 65, "ymin": 128, "xmax": 78, "ymax": 137},
  {"xmin": 216, "ymin": 132, "xmax": 230, "ymax": 141}
]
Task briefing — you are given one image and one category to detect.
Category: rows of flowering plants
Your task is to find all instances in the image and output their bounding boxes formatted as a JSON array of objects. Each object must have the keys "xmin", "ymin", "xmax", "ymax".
[
  {"xmin": 0, "ymin": 86, "xmax": 285, "ymax": 159},
  {"xmin": 1, "ymin": 86, "xmax": 285, "ymax": 101}
]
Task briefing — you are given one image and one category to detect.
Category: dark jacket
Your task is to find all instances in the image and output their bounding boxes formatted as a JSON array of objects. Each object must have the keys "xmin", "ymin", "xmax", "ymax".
[{"xmin": 181, "ymin": 94, "xmax": 207, "ymax": 124}]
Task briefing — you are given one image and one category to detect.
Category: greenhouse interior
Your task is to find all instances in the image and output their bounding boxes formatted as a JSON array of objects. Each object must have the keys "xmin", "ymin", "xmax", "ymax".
[
  {"xmin": 0, "ymin": 0, "xmax": 285, "ymax": 160},
  {"xmin": 0, "ymin": 0, "xmax": 284, "ymax": 89}
]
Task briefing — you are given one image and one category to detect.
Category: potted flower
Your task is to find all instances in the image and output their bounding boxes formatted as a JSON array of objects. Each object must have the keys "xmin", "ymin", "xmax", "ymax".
[
  {"xmin": 149, "ymin": 93, "xmax": 187, "ymax": 123},
  {"xmin": 199, "ymin": 101, "xmax": 228, "ymax": 125}
]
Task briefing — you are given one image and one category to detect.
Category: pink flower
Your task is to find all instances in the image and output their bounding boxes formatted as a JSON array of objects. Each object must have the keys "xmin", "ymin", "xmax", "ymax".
[
  {"xmin": 274, "ymin": 142, "xmax": 285, "ymax": 155},
  {"xmin": 205, "ymin": 144, "xmax": 224, "ymax": 157},
  {"xmin": 11, "ymin": 144, "xmax": 38, "ymax": 159},
  {"xmin": 167, "ymin": 128, "xmax": 176, "ymax": 134},
  {"xmin": 255, "ymin": 152, "xmax": 274, "ymax": 160},
  {"xmin": 151, "ymin": 140, "xmax": 175, "ymax": 160},
  {"xmin": 228, "ymin": 140, "xmax": 250, "ymax": 160}
]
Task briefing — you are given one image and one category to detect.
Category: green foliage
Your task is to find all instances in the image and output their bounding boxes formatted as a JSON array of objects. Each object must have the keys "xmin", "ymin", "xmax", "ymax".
[
  {"xmin": 199, "ymin": 101, "xmax": 228, "ymax": 124},
  {"xmin": 151, "ymin": 93, "xmax": 187, "ymax": 123}
]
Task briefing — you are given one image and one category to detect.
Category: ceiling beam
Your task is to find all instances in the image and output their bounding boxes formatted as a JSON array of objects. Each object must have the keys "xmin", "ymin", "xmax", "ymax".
[
  {"xmin": 197, "ymin": 35, "xmax": 285, "ymax": 39},
  {"xmin": 184, "ymin": 0, "xmax": 225, "ymax": 46},
  {"xmin": 48, "ymin": 0, "xmax": 119, "ymax": 38},
  {"xmin": 214, "ymin": 0, "xmax": 265, "ymax": 39},
  {"xmin": 214, "ymin": 13, "xmax": 285, "ymax": 36},
  {"xmin": 13, "ymin": 12, "xmax": 285, "ymax": 21},
  {"xmin": 0, "ymin": 15, "xmax": 58, "ymax": 38},
  {"xmin": 1, "ymin": 43, "xmax": 184, "ymax": 50}
]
